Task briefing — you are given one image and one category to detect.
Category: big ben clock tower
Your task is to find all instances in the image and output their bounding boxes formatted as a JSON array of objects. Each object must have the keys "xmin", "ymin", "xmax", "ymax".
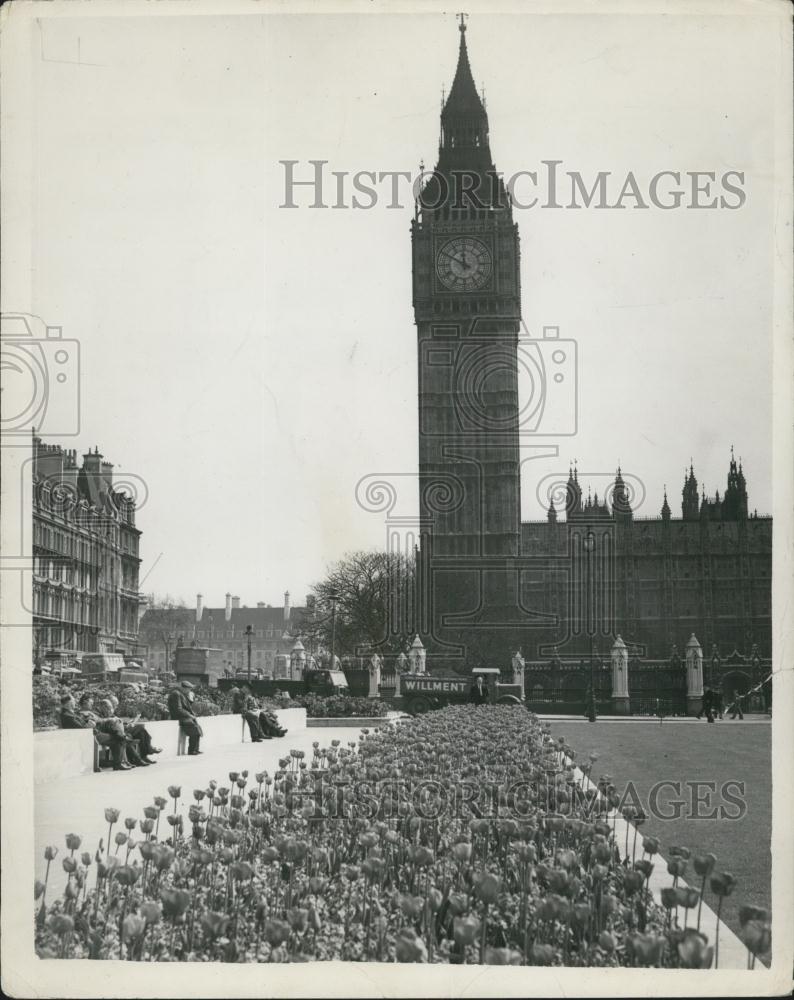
[{"xmin": 412, "ymin": 17, "xmax": 523, "ymax": 659}]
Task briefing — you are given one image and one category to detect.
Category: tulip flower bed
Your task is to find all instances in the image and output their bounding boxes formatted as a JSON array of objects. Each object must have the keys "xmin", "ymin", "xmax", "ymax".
[{"xmin": 33, "ymin": 706, "xmax": 770, "ymax": 966}]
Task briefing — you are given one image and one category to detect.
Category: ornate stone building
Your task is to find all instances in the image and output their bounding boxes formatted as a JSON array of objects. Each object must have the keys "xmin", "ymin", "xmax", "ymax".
[
  {"xmin": 521, "ymin": 454, "xmax": 772, "ymax": 660},
  {"xmin": 32, "ymin": 436, "xmax": 143, "ymax": 661},
  {"xmin": 411, "ymin": 24, "xmax": 772, "ymax": 667},
  {"xmin": 139, "ymin": 591, "xmax": 313, "ymax": 677}
]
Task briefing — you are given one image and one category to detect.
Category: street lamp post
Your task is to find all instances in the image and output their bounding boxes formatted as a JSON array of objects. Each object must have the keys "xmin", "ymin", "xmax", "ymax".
[
  {"xmin": 327, "ymin": 589, "xmax": 339, "ymax": 669},
  {"xmin": 583, "ymin": 530, "xmax": 597, "ymax": 722},
  {"xmin": 245, "ymin": 624, "xmax": 254, "ymax": 683}
]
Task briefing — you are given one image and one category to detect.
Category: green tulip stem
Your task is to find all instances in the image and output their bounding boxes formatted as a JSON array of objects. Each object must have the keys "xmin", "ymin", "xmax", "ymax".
[
  {"xmin": 714, "ymin": 895, "xmax": 723, "ymax": 969},
  {"xmin": 106, "ymin": 822, "xmax": 114, "ymax": 858},
  {"xmin": 697, "ymin": 875, "xmax": 706, "ymax": 931},
  {"xmin": 479, "ymin": 901, "xmax": 489, "ymax": 965}
]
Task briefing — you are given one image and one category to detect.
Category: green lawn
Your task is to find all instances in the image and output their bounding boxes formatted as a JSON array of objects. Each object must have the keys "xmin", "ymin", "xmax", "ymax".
[{"xmin": 548, "ymin": 720, "xmax": 771, "ymax": 942}]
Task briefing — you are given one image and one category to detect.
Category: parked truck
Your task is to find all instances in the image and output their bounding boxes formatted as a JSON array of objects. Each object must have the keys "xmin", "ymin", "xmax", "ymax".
[
  {"xmin": 80, "ymin": 652, "xmax": 148, "ymax": 685},
  {"xmin": 398, "ymin": 667, "xmax": 524, "ymax": 715},
  {"xmin": 174, "ymin": 647, "xmax": 226, "ymax": 687}
]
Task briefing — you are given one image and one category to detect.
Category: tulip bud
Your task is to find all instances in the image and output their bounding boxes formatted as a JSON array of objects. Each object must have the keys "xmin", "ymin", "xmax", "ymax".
[
  {"xmin": 65, "ymin": 833, "xmax": 81, "ymax": 851},
  {"xmin": 395, "ymin": 928, "xmax": 427, "ymax": 963},
  {"xmin": 62, "ymin": 857, "xmax": 77, "ymax": 874},
  {"xmin": 452, "ymin": 842, "xmax": 472, "ymax": 863},
  {"xmin": 709, "ymin": 871, "xmax": 737, "ymax": 897},
  {"xmin": 739, "ymin": 919, "xmax": 771, "ymax": 956},
  {"xmin": 104, "ymin": 808, "xmax": 120, "ymax": 824},
  {"xmin": 140, "ymin": 901, "xmax": 162, "ymax": 925},
  {"xmin": 475, "ymin": 871, "xmax": 501, "ymax": 905},
  {"xmin": 530, "ymin": 942, "xmax": 555, "ymax": 965},
  {"xmin": 121, "ymin": 915, "xmax": 146, "ymax": 943},
  {"xmin": 598, "ymin": 930, "xmax": 616, "ymax": 952},
  {"xmin": 677, "ymin": 928, "xmax": 714, "ymax": 968},
  {"xmin": 692, "ymin": 852, "xmax": 717, "ymax": 877},
  {"xmin": 264, "ymin": 918, "xmax": 290, "ymax": 946},
  {"xmin": 44, "ymin": 846, "xmax": 58, "ymax": 861}
]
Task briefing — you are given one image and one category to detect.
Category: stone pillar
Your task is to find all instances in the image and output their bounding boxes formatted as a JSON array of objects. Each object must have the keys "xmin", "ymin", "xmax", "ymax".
[
  {"xmin": 395, "ymin": 652, "xmax": 408, "ymax": 697},
  {"xmin": 408, "ymin": 635, "xmax": 426, "ymax": 674},
  {"xmin": 685, "ymin": 633, "xmax": 704, "ymax": 716},
  {"xmin": 290, "ymin": 638, "xmax": 306, "ymax": 681},
  {"xmin": 610, "ymin": 635, "xmax": 630, "ymax": 714},
  {"xmin": 274, "ymin": 653, "xmax": 289, "ymax": 680},
  {"xmin": 511, "ymin": 650, "xmax": 526, "ymax": 700},
  {"xmin": 368, "ymin": 653, "xmax": 382, "ymax": 699}
]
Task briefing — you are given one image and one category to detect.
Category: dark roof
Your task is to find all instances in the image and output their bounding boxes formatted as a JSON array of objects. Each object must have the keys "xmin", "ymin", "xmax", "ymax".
[{"xmin": 197, "ymin": 606, "xmax": 309, "ymax": 628}]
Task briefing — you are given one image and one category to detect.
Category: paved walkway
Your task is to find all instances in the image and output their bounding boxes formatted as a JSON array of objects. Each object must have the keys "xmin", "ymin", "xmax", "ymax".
[{"xmin": 35, "ymin": 723, "xmax": 359, "ymax": 898}]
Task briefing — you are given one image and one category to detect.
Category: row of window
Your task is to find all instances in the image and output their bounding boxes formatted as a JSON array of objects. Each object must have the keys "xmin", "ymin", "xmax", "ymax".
[{"xmin": 195, "ymin": 628, "xmax": 283, "ymax": 640}]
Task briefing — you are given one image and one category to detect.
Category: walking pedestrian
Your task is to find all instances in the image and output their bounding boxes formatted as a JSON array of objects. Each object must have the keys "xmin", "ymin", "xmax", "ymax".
[
  {"xmin": 728, "ymin": 691, "xmax": 745, "ymax": 720},
  {"xmin": 697, "ymin": 687, "xmax": 715, "ymax": 722}
]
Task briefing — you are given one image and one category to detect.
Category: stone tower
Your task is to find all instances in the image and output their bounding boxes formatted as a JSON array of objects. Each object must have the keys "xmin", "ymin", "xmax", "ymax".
[{"xmin": 412, "ymin": 20, "xmax": 523, "ymax": 656}]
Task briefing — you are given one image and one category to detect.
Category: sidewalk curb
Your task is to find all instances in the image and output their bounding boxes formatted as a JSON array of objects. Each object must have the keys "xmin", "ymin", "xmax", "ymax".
[{"xmin": 571, "ymin": 762, "xmax": 752, "ymax": 970}]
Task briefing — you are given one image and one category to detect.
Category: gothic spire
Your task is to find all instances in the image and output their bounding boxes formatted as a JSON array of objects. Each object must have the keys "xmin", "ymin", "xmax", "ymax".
[{"xmin": 442, "ymin": 17, "xmax": 487, "ymax": 120}]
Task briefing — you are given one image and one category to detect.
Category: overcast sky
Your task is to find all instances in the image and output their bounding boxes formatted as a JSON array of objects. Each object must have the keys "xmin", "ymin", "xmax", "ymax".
[{"xmin": 21, "ymin": 3, "xmax": 781, "ymax": 608}]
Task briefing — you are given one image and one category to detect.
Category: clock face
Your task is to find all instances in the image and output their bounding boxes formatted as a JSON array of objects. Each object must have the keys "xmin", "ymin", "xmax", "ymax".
[{"xmin": 436, "ymin": 237, "xmax": 493, "ymax": 292}]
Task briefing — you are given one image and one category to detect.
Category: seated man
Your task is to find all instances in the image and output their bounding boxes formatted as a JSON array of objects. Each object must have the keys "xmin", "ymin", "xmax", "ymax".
[
  {"xmin": 231, "ymin": 685, "xmax": 267, "ymax": 742},
  {"xmin": 60, "ymin": 694, "xmax": 132, "ymax": 771},
  {"xmin": 94, "ymin": 699, "xmax": 155, "ymax": 766},
  {"xmin": 167, "ymin": 681, "xmax": 203, "ymax": 754},
  {"xmin": 248, "ymin": 693, "xmax": 287, "ymax": 738},
  {"xmin": 101, "ymin": 693, "xmax": 161, "ymax": 760}
]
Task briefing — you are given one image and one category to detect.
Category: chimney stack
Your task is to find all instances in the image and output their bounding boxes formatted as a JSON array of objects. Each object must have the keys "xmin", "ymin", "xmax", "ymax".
[
  {"xmin": 225, "ymin": 592, "xmax": 232, "ymax": 622},
  {"xmin": 283, "ymin": 590, "xmax": 291, "ymax": 622},
  {"xmin": 232, "ymin": 596, "xmax": 241, "ymax": 610},
  {"xmin": 196, "ymin": 593, "xmax": 203, "ymax": 623}
]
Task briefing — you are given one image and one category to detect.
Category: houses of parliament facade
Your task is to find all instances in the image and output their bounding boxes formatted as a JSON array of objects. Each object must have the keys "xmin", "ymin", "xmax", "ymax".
[{"xmin": 412, "ymin": 21, "xmax": 772, "ymax": 666}]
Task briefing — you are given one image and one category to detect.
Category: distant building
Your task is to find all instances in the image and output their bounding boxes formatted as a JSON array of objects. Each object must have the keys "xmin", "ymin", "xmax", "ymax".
[
  {"xmin": 139, "ymin": 591, "xmax": 315, "ymax": 677},
  {"xmin": 32, "ymin": 436, "xmax": 143, "ymax": 661},
  {"xmin": 520, "ymin": 453, "xmax": 772, "ymax": 659}
]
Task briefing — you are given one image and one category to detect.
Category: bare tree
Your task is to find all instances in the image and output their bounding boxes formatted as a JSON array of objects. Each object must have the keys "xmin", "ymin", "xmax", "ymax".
[
  {"xmin": 305, "ymin": 550, "xmax": 416, "ymax": 659},
  {"xmin": 138, "ymin": 596, "xmax": 195, "ymax": 671}
]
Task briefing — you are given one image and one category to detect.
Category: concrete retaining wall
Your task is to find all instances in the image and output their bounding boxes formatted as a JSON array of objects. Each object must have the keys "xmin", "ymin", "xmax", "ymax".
[
  {"xmin": 34, "ymin": 708, "xmax": 306, "ymax": 783},
  {"xmin": 35, "ymin": 729, "xmax": 96, "ymax": 784},
  {"xmin": 306, "ymin": 716, "xmax": 393, "ymax": 728}
]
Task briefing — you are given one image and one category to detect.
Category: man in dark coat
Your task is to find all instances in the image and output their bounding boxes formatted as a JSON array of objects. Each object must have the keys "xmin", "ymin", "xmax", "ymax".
[
  {"xmin": 231, "ymin": 686, "xmax": 267, "ymax": 742},
  {"xmin": 167, "ymin": 681, "xmax": 203, "ymax": 754},
  {"xmin": 469, "ymin": 675, "xmax": 489, "ymax": 706},
  {"xmin": 697, "ymin": 687, "xmax": 715, "ymax": 722},
  {"xmin": 60, "ymin": 694, "xmax": 132, "ymax": 770},
  {"xmin": 728, "ymin": 690, "xmax": 745, "ymax": 719},
  {"xmin": 79, "ymin": 692, "xmax": 160, "ymax": 761}
]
